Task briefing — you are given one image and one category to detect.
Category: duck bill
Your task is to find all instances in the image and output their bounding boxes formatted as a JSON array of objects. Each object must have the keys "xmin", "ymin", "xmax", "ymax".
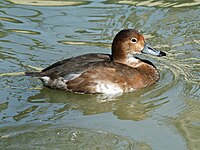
[{"xmin": 142, "ymin": 43, "xmax": 166, "ymax": 57}]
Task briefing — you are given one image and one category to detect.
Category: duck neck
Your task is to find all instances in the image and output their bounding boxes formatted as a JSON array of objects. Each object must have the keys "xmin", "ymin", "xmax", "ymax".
[
  {"xmin": 111, "ymin": 42, "xmax": 127, "ymax": 62},
  {"xmin": 112, "ymin": 49, "xmax": 139, "ymax": 67},
  {"xmin": 111, "ymin": 39, "xmax": 141, "ymax": 67}
]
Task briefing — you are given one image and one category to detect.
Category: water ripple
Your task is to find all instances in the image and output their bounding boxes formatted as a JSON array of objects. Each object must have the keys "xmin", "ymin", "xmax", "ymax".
[
  {"xmin": 8, "ymin": 0, "xmax": 90, "ymax": 6},
  {"xmin": 0, "ymin": 124, "xmax": 151, "ymax": 150},
  {"xmin": 0, "ymin": 17, "xmax": 23, "ymax": 23},
  {"xmin": 117, "ymin": 0, "xmax": 200, "ymax": 8}
]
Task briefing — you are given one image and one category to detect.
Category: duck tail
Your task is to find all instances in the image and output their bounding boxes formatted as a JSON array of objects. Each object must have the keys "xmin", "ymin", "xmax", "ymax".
[{"xmin": 25, "ymin": 71, "xmax": 42, "ymax": 77}]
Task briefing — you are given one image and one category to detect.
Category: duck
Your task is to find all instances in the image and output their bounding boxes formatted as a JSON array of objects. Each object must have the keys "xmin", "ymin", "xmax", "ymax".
[{"xmin": 26, "ymin": 29, "xmax": 166, "ymax": 94}]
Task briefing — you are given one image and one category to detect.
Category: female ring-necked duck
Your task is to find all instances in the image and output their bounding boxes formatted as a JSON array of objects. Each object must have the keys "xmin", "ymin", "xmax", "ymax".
[{"xmin": 26, "ymin": 29, "xmax": 166, "ymax": 94}]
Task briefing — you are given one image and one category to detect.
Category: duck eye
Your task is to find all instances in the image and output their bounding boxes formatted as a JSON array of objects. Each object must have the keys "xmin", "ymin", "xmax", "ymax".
[{"xmin": 131, "ymin": 38, "xmax": 137, "ymax": 43}]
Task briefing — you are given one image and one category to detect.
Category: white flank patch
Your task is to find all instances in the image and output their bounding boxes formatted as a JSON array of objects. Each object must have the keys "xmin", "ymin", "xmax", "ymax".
[
  {"xmin": 95, "ymin": 81, "xmax": 123, "ymax": 94},
  {"xmin": 41, "ymin": 76, "xmax": 50, "ymax": 86},
  {"xmin": 41, "ymin": 76, "xmax": 68, "ymax": 90},
  {"xmin": 52, "ymin": 77, "xmax": 68, "ymax": 89}
]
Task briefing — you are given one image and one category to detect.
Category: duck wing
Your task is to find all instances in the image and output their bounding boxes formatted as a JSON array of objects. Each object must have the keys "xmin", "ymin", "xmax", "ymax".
[{"xmin": 26, "ymin": 53, "xmax": 111, "ymax": 77}]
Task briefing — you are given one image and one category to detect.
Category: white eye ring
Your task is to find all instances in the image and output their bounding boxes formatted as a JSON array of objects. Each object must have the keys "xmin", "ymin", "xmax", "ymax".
[{"xmin": 131, "ymin": 38, "xmax": 137, "ymax": 43}]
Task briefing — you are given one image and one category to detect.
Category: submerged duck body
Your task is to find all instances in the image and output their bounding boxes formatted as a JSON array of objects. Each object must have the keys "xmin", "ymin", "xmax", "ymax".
[{"xmin": 26, "ymin": 29, "xmax": 166, "ymax": 94}]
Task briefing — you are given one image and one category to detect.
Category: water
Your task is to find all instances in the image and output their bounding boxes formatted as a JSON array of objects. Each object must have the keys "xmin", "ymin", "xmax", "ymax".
[{"xmin": 0, "ymin": 0, "xmax": 199, "ymax": 149}]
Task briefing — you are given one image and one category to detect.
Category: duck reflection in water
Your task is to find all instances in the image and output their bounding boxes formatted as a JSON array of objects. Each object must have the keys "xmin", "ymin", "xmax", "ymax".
[{"xmin": 27, "ymin": 87, "xmax": 168, "ymax": 121}]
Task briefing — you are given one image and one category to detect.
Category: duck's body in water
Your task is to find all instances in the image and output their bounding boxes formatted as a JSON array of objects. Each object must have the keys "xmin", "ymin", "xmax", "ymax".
[{"xmin": 26, "ymin": 29, "xmax": 166, "ymax": 94}]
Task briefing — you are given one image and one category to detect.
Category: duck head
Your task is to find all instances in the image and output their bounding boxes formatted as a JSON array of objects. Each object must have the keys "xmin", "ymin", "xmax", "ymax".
[{"xmin": 111, "ymin": 29, "xmax": 166, "ymax": 63}]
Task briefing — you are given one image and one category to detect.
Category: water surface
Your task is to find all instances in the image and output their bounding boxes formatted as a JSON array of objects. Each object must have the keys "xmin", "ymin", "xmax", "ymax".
[{"xmin": 0, "ymin": 0, "xmax": 200, "ymax": 149}]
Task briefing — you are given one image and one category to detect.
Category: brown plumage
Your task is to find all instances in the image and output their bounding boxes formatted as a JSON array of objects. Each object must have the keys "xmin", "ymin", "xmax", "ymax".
[{"xmin": 26, "ymin": 29, "xmax": 166, "ymax": 94}]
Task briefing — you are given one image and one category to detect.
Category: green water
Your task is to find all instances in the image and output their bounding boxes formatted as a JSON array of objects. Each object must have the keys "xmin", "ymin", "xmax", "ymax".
[{"xmin": 0, "ymin": 0, "xmax": 199, "ymax": 150}]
